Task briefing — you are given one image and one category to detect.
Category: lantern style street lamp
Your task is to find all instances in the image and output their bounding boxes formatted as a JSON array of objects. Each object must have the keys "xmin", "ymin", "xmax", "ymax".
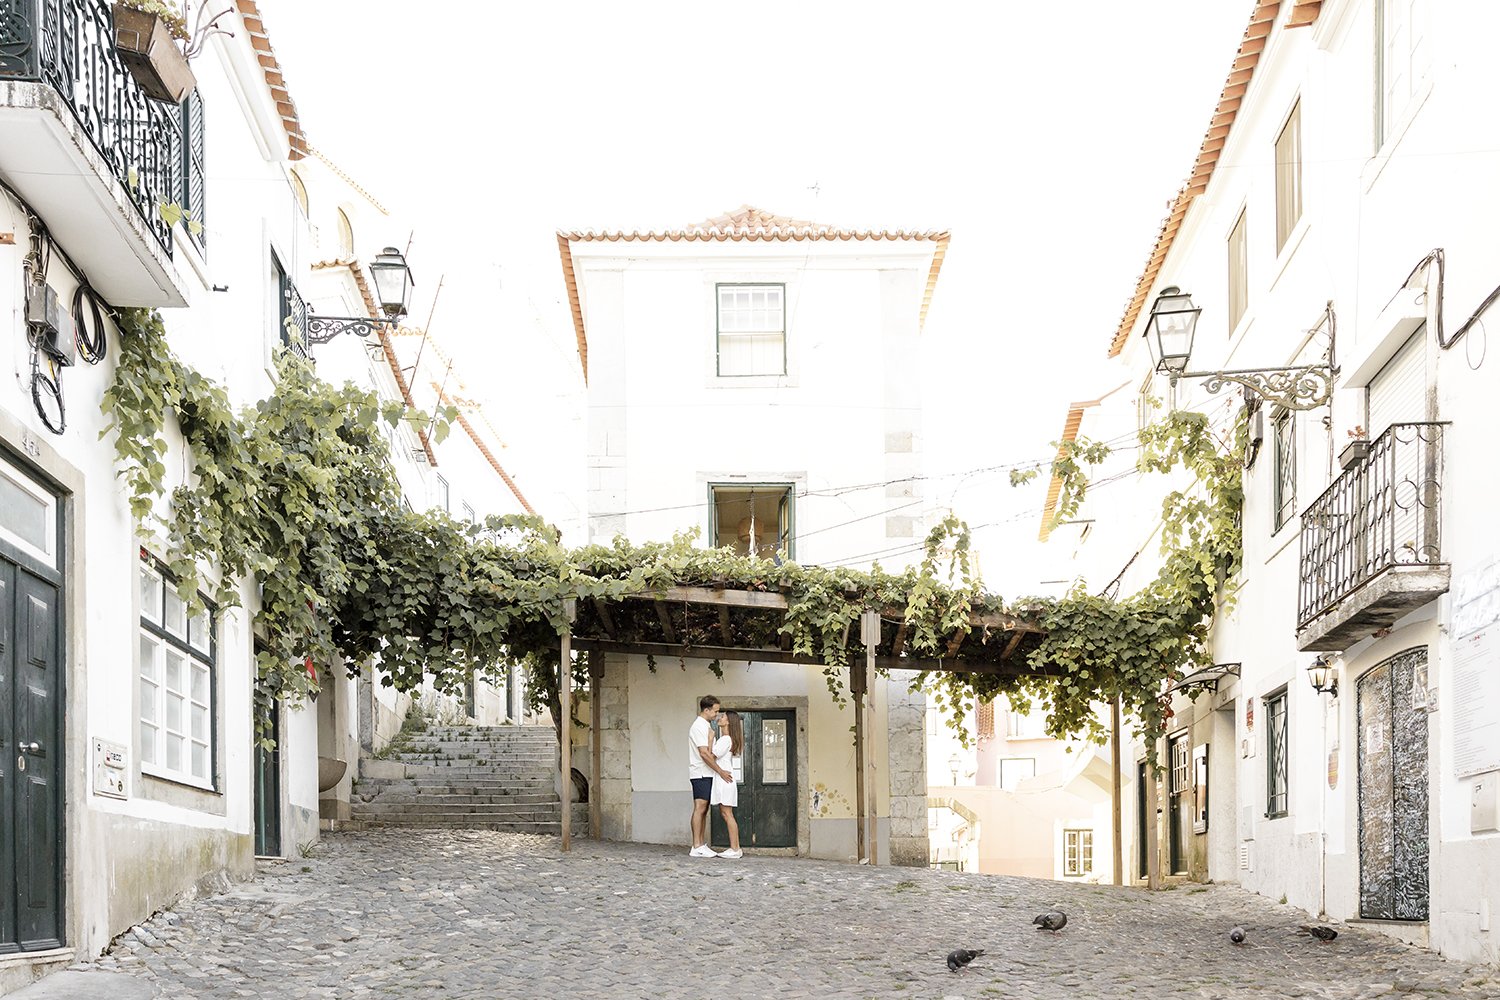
[
  {"xmin": 1307, "ymin": 653, "xmax": 1341, "ymax": 697},
  {"xmin": 306, "ymin": 247, "xmax": 415, "ymax": 344},
  {"xmin": 1143, "ymin": 287, "xmax": 1338, "ymax": 410},
  {"xmin": 1144, "ymin": 286, "xmax": 1200, "ymax": 375}
]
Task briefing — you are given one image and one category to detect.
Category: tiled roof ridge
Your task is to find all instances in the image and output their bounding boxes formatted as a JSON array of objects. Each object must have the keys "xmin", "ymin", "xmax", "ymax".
[
  {"xmin": 1107, "ymin": 0, "xmax": 1315, "ymax": 358},
  {"xmin": 427, "ymin": 380, "xmax": 536, "ymax": 516},
  {"xmin": 306, "ymin": 145, "xmax": 390, "ymax": 216},
  {"xmin": 233, "ymin": 1, "xmax": 308, "ymax": 161},
  {"xmin": 1037, "ymin": 382, "xmax": 1132, "ymax": 542},
  {"xmin": 557, "ymin": 206, "xmax": 950, "ymax": 381}
]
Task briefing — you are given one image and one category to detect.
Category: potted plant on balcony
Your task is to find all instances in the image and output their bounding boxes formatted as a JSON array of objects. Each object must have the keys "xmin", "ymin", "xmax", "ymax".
[
  {"xmin": 112, "ymin": 0, "xmax": 203, "ymax": 103},
  {"xmin": 1339, "ymin": 425, "xmax": 1371, "ymax": 472}
]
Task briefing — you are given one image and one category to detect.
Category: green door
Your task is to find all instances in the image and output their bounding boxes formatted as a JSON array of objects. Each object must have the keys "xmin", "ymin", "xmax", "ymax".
[
  {"xmin": 712, "ymin": 710, "xmax": 796, "ymax": 849},
  {"xmin": 254, "ymin": 702, "xmax": 281, "ymax": 857},
  {"xmin": 0, "ymin": 458, "xmax": 65, "ymax": 952}
]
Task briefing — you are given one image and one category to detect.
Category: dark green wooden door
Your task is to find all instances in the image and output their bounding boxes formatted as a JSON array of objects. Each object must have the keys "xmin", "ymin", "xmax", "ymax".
[
  {"xmin": 0, "ymin": 482, "xmax": 65, "ymax": 952},
  {"xmin": 712, "ymin": 710, "xmax": 796, "ymax": 849},
  {"xmin": 254, "ymin": 702, "xmax": 282, "ymax": 857}
]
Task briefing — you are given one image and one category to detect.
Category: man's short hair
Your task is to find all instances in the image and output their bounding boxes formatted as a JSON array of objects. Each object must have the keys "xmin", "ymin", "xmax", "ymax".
[{"xmin": 699, "ymin": 695, "xmax": 720, "ymax": 712}]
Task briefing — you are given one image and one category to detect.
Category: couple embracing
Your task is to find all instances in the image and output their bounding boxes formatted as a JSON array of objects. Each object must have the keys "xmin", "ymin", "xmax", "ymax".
[{"xmin": 688, "ymin": 695, "xmax": 743, "ymax": 859}]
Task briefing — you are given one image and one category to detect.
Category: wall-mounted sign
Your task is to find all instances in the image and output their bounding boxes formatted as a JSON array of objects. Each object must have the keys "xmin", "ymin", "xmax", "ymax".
[{"xmin": 1454, "ymin": 627, "xmax": 1500, "ymax": 778}]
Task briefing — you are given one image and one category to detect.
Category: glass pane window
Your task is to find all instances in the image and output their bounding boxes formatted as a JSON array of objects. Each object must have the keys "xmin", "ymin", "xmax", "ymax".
[
  {"xmin": 1273, "ymin": 410, "xmax": 1297, "ymax": 532},
  {"xmin": 1275, "ymin": 100, "xmax": 1302, "ymax": 252},
  {"xmin": 1064, "ymin": 829, "xmax": 1094, "ymax": 876},
  {"xmin": 139, "ymin": 554, "xmax": 216, "ymax": 788},
  {"xmin": 716, "ymin": 283, "xmax": 786, "ymax": 377},
  {"xmin": 0, "ymin": 461, "xmax": 54, "ymax": 564},
  {"xmin": 1227, "ymin": 210, "xmax": 1248, "ymax": 333},
  {"xmin": 999, "ymin": 757, "xmax": 1036, "ymax": 791},
  {"xmin": 1266, "ymin": 690, "xmax": 1289, "ymax": 817},
  {"xmin": 710, "ymin": 484, "xmax": 794, "ymax": 559}
]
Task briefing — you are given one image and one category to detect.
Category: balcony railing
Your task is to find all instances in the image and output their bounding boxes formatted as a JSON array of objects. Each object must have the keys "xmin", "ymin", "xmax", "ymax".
[
  {"xmin": 1, "ymin": 0, "xmax": 181, "ymax": 255},
  {"xmin": 1298, "ymin": 422, "xmax": 1446, "ymax": 629}
]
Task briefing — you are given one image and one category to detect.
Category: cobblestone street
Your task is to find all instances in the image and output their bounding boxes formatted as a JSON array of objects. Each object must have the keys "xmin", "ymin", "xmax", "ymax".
[{"xmin": 65, "ymin": 830, "xmax": 1500, "ymax": 1000}]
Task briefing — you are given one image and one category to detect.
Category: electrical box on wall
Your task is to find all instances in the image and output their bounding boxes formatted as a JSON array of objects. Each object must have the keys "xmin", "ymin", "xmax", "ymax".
[
  {"xmin": 25, "ymin": 280, "xmax": 75, "ymax": 367},
  {"xmin": 92, "ymin": 738, "xmax": 127, "ymax": 800},
  {"xmin": 1473, "ymin": 772, "xmax": 1500, "ymax": 834}
]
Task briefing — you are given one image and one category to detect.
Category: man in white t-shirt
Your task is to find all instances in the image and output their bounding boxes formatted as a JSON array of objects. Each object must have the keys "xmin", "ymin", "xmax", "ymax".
[{"xmin": 689, "ymin": 694, "xmax": 732, "ymax": 857}]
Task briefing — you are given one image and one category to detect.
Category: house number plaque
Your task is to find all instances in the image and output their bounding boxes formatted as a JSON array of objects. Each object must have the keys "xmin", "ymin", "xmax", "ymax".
[{"xmin": 762, "ymin": 719, "xmax": 787, "ymax": 784}]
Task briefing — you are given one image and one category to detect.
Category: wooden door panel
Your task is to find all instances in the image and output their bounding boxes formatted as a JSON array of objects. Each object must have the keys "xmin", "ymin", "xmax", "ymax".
[
  {"xmin": 13, "ymin": 571, "xmax": 60, "ymax": 949},
  {"xmin": 0, "ymin": 564, "xmax": 16, "ymax": 952}
]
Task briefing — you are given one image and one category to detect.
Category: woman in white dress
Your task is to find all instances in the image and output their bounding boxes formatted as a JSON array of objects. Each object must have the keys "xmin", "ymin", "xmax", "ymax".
[{"xmin": 711, "ymin": 711, "xmax": 743, "ymax": 858}]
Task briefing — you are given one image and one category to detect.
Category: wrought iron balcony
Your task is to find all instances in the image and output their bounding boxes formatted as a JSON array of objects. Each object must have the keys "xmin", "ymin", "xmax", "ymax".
[
  {"xmin": 1296, "ymin": 423, "xmax": 1449, "ymax": 652},
  {"xmin": 1, "ymin": 0, "xmax": 190, "ymax": 305}
]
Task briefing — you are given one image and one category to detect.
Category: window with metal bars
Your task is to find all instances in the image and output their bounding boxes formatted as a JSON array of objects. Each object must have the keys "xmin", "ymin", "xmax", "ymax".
[
  {"xmin": 1266, "ymin": 689, "xmax": 1289, "ymax": 818},
  {"xmin": 1064, "ymin": 829, "xmax": 1093, "ymax": 876},
  {"xmin": 1273, "ymin": 409, "xmax": 1296, "ymax": 532}
]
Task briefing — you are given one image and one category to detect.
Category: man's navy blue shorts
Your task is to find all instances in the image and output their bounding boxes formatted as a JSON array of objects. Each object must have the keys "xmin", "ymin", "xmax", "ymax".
[{"xmin": 691, "ymin": 777, "xmax": 713, "ymax": 801}]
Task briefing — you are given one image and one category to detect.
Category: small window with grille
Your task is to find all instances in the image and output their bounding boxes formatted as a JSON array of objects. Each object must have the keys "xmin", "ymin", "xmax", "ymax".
[
  {"xmin": 1273, "ymin": 409, "xmax": 1296, "ymax": 532},
  {"xmin": 1266, "ymin": 689, "xmax": 1289, "ymax": 818}
]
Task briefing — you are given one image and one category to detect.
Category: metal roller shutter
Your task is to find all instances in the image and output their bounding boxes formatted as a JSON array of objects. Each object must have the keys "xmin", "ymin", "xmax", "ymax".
[{"xmin": 1367, "ymin": 329, "xmax": 1427, "ymax": 436}]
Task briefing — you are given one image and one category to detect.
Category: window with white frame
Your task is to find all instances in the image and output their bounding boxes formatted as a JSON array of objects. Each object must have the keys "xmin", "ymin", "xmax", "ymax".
[
  {"xmin": 1227, "ymin": 209, "xmax": 1248, "ymax": 334},
  {"xmin": 1274, "ymin": 100, "xmax": 1302, "ymax": 252},
  {"xmin": 139, "ymin": 556, "xmax": 215, "ymax": 788},
  {"xmin": 461, "ymin": 501, "xmax": 476, "ymax": 524},
  {"xmin": 436, "ymin": 474, "xmax": 450, "ymax": 513},
  {"xmin": 1006, "ymin": 700, "xmax": 1049, "ymax": 740},
  {"xmin": 1064, "ymin": 829, "xmax": 1094, "ymax": 876},
  {"xmin": 1376, "ymin": 0, "xmax": 1430, "ymax": 151},
  {"xmin": 716, "ymin": 283, "xmax": 786, "ymax": 377}
]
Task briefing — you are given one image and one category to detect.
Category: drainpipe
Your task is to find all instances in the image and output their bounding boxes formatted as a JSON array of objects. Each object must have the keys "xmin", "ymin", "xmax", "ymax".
[{"xmin": 1319, "ymin": 687, "xmax": 1329, "ymax": 920}]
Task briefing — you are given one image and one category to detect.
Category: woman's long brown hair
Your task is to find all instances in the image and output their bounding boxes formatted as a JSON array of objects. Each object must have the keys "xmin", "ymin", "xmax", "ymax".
[{"xmin": 724, "ymin": 711, "xmax": 743, "ymax": 756}]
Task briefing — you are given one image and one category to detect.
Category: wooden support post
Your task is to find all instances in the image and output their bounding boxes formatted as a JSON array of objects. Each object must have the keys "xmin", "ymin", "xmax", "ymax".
[
  {"xmin": 1144, "ymin": 739, "xmax": 1162, "ymax": 890},
  {"xmin": 1111, "ymin": 696, "xmax": 1123, "ymax": 887},
  {"xmin": 852, "ymin": 666, "xmax": 866, "ymax": 864},
  {"xmin": 559, "ymin": 598, "xmax": 577, "ymax": 852},
  {"xmin": 589, "ymin": 652, "xmax": 603, "ymax": 841},
  {"xmin": 861, "ymin": 611, "xmax": 880, "ymax": 866}
]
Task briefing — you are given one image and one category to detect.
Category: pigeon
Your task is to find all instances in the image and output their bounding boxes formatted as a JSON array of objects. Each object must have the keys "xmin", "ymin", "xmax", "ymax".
[
  {"xmin": 1228, "ymin": 926, "xmax": 1247, "ymax": 945},
  {"xmin": 1033, "ymin": 910, "xmax": 1068, "ymax": 932},
  {"xmin": 946, "ymin": 948, "xmax": 984, "ymax": 973},
  {"xmin": 1298, "ymin": 924, "xmax": 1338, "ymax": 941}
]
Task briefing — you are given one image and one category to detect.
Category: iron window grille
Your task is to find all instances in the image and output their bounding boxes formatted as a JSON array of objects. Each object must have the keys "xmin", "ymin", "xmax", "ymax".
[
  {"xmin": 1273, "ymin": 409, "xmax": 1296, "ymax": 532},
  {"xmin": 139, "ymin": 554, "xmax": 216, "ymax": 790},
  {"xmin": 715, "ymin": 283, "xmax": 787, "ymax": 377},
  {"xmin": 1265, "ymin": 689, "xmax": 1289, "ymax": 818},
  {"xmin": 1064, "ymin": 829, "xmax": 1093, "ymax": 876},
  {"xmin": 273, "ymin": 252, "xmax": 309, "ymax": 359}
]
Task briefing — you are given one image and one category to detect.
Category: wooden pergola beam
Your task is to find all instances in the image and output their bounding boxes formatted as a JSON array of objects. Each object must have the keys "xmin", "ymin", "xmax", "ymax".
[
  {"xmin": 653, "ymin": 601, "xmax": 677, "ymax": 643},
  {"xmin": 593, "ymin": 598, "xmax": 617, "ymax": 639},
  {"xmin": 1001, "ymin": 631, "xmax": 1024, "ymax": 662},
  {"xmin": 567, "ymin": 637, "xmax": 1055, "ymax": 677},
  {"xmin": 718, "ymin": 606, "xmax": 732, "ymax": 645}
]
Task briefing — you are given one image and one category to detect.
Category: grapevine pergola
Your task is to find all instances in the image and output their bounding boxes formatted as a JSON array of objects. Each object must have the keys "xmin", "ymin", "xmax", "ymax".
[{"xmin": 556, "ymin": 583, "xmax": 1052, "ymax": 860}]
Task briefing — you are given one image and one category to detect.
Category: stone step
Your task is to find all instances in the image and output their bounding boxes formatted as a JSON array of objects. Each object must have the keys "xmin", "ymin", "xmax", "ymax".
[
  {"xmin": 343, "ymin": 818, "xmax": 567, "ymax": 833},
  {"xmin": 352, "ymin": 804, "xmax": 559, "ymax": 816},
  {"xmin": 352, "ymin": 792, "xmax": 559, "ymax": 805},
  {"xmin": 393, "ymin": 753, "xmax": 557, "ymax": 763}
]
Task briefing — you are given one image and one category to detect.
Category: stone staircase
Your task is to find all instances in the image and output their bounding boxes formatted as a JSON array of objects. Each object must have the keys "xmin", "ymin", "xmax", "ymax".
[{"xmin": 351, "ymin": 725, "xmax": 587, "ymax": 834}]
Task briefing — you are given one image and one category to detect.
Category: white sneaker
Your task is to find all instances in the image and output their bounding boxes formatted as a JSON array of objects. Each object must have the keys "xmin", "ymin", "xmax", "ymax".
[
  {"xmin": 689, "ymin": 845, "xmax": 716, "ymax": 858},
  {"xmin": 717, "ymin": 849, "xmax": 743, "ymax": 859}
]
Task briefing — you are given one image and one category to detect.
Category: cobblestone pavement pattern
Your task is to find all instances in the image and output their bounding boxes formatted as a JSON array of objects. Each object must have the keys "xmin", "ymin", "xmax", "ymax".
[{"xmin": 69, "ymin": 830, "xmax": 1500, "ymax": 1000}]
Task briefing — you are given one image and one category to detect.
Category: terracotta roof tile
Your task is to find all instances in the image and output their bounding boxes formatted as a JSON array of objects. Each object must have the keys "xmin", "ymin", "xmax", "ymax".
[
  {"xmin": 558, "ymin": 204, "xmax": 950, "ymax": 382},
  {"xmin": 308, "ymin": 145, "xmax": 391, "ymax": 216},
  {"xmin": 1037, "ymin": 383, "xmax": 1131, "ymax": 541},
  {"xmin": 1107, "ymin": 0, "xmax": 1306, "ymax": 358},
  {"xmin": 234, "ymin": 0, "xmax": 308, "ymax": 161}
]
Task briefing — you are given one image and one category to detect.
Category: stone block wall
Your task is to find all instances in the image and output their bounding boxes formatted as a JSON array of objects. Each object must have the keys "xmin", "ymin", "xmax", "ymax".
[{"xmin": 885, "ymin": 670, "xmax": 929, "ymax": 866}]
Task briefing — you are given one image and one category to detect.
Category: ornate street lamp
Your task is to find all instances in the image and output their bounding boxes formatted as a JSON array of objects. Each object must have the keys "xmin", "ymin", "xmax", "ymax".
[
  {"xmin": 1144, "ymin": 286, "xmax": 1199, "ymax": 375},
  {"xmin": 306, "ymin": 247, "xmax": 415, "ymax": 344},
  {"xmin": 1143, "ymin": 289, "xmax": 1338, "ymax": 411},
  {"xmin": 1307, "ymin": 653, "xmax": 1340, "ymax": 697},
  {"xmin": 947, "ymin": 752, "xmax": 961, "ymax": 786}
]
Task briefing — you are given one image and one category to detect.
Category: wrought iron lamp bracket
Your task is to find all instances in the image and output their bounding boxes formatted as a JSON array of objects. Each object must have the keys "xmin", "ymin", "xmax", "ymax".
[
  {"xmin": 1170, "ymin": 363, "xmax": 1337, "ymax": 411},
  {"xmin": 305, "ymin": 315, "xmax": 401, "ymax": 345}
]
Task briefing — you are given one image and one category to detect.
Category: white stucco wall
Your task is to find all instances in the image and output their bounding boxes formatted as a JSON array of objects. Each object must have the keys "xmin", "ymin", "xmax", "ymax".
[{"xmin": 1053, "ymin": 0, "xmax": 1500, "ymax": 964}]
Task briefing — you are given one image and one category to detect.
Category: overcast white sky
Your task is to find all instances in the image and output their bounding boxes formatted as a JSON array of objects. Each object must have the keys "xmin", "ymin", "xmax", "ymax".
[{"xmin": 257, "ymin": 0, "xmax": 1251, "ymax": 591}]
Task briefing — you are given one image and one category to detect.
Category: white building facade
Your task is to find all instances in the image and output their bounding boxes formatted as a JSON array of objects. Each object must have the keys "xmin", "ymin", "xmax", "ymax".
[
  {"xmin": 558, "ymin": 206, "xmax": 944, "ymax": 863},
  {"xmin": 1052, "ymin": 0, "xmax": 1500, "ymax": 965},
  {"xmin": 0, "ymin": 0, "xmax": 333, "ymax": 985}
]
